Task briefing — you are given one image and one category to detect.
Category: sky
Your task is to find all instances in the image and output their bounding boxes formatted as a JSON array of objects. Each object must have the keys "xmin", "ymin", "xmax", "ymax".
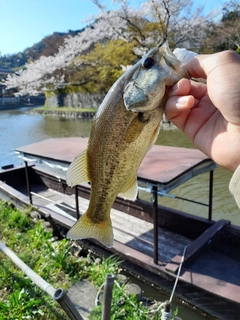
[{"xmin": 0, "ymin": 0, "xmax": 226, "ymax": 56}]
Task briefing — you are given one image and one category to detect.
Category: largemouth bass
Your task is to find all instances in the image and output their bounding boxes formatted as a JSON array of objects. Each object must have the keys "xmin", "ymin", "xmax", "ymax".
[{"xmin": 66, "ymin": 43, "xmax": 190, "ymax": 247}]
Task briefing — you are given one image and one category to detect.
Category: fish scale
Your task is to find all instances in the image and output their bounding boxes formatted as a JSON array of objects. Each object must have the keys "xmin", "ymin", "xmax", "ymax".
[{"xmin": 66, "ymin": 42, "xmax": 193, "ymax": 247}]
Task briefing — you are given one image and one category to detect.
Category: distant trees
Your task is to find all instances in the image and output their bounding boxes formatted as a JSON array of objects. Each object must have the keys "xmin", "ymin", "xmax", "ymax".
[
  {"xmin": 0, "ymin": 30, "xmax": 82, "ymax": 69},
  {"xmin": 3, "ymin": 16, "xmax": 128, "ymax": 96},
  {"xmin": 0, "ymin": 52, "xmax": 28, "ymax": 70},
  {"xmin": 2, "ymin": 0, "xmax": 219, "ymax": 97},
  {"xmin": 201, "ymin": 1, "xmax": 240, "ymax": 53},
  {"xmin": 94, "ymin": 0, "xmax": 209, "ymax": 51},
  {"xmin": 68, "ymin": 40, "xmax": 136, "ymax": 93}
]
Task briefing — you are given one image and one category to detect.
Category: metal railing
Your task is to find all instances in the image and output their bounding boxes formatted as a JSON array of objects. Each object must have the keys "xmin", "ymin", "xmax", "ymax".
[
  {"xmin": 149, "ymin": 169, "xmax": 214, "ymax": 264},
  {"xmin": 23, "ymin": 160, "xmax": 215, "ymax": 266}
]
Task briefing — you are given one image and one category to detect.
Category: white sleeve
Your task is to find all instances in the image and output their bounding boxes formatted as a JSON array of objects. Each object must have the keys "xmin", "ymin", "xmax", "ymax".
[{"xmin": 229, "ymin": 165, "xmax": 240, "ymax": 209}]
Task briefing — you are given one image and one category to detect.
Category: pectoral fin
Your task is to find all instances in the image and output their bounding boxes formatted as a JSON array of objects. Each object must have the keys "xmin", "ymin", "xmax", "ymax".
[
  {"xmin": 66, "ymin": 150, "xmax": 90, "ymax": 187},
  {"xmin": 124, "ymin": 113, "xmax": 149, "ymax": 143},
  {"xmin": 148, "ymin": 123, "xmax": 161, "ymax": 151},
  {"xmin": 121, "ymin": 176, "xmax": 138, "ymax": 200}
]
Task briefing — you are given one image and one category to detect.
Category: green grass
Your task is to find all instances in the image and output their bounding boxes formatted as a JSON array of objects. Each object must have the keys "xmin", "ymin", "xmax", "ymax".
[
  {"xmin": 0, "ymin": 201, "xmax": 82, "ymax": 319},
  {"xmin": 0, "ymin": 201, "xmax": 177, "ymax": 319}
]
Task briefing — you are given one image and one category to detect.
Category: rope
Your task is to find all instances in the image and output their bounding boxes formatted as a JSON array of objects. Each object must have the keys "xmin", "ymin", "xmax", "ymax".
[
  {"xmin": 95, "ymin": 244, "xmax": 188, "ymax": 319},
  {"xmin": 159, "ymin": 244, "xmax": 188, "ymax": 320},
  {"xmin": 161, "ymin": 308, "xmax": 172, "ymax": 320},
  {"xmin": 170, "ymin": 244, "xmax": 188, "ymax": 303}
]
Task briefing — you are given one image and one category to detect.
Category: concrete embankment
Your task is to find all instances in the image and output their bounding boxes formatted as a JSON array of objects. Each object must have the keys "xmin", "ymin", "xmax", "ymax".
[
  {"xmin": 45, "ymin": 92, "xmax": 105, "ymax": 108},
  {"xmin": 0, "ymin": 97, "xmax": 20, "ymax": 108},
  {"xmin": 0, "ymin": 95, "xmax": 45, "ymax": 109}
]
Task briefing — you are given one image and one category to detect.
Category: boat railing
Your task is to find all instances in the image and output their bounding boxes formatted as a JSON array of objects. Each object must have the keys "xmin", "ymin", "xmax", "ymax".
[{"xmin": 23, "ymin": 157, "xmax": 216, "ymax": 266}]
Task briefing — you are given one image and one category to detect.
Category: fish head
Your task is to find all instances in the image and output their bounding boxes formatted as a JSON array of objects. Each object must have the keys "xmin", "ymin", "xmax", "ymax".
[{"xmin": 123, "ymin": 42, "xmax": 189, "ymax": 112}]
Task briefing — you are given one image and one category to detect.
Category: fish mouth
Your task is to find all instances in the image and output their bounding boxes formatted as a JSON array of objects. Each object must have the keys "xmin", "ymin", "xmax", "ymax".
[
  {"xmin": 124, "ymin": 82, "xmax": 158, "ymax": 112},
  {"xmin": 123, "ymin": 81, "xmax": 146, "ymax": 112},
  {"xmin": 125, "ymin": 102, "xmax": 157, "ymax": 113},
  {"xmin": 124, "ymin": 83, "xmax": 162, "ymax": 113}
]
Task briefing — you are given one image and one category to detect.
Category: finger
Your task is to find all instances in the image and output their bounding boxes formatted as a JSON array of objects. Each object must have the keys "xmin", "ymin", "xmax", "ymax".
[
  {"xmin": 165, "ymin": 95, "xmax": 195, "ymax": 131},
  {"xmin": 168, "ymin": 78, "xmax": 207, "ymax": 102},
  {"xmin": 187, "ymin": 80, "xmax": 207, "ymax": 101},
  {"xmin": 168, "ymin": 78, "xmax": 191, "ymax": 97},
  {"xmin": 185, "ymin": 51, "xmax": 240, "ymax": 79}
]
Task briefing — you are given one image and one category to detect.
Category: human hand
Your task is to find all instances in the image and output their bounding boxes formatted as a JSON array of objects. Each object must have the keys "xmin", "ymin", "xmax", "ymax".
[{"xmin": 165, "ymin": 51, "xmax": 240, "ymax": 172}]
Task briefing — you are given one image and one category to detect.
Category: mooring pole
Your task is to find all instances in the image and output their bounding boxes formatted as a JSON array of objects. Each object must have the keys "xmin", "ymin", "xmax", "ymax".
[
  {"xmin": 208, "ymin": 170, "xmax": 214, "ymax": 221},
  {"xmin": 161, "ymin": 300, "xmax": 172, "ymax": 320},
  {"xmin": 24, "ymin": 161, "xmax": 32, "ymax": 204},
  {"xmin": 101, "ymin": 274, "xmax": 115, "ymax": 320},
  {"xmin": 54, "ymin": 288, "xmax": 84, "ymax": 320},
  {"xmin": 74, "ymin": 186, "xmax": 80, "ymax": 220},
  {"xmin": 152, "ymin": 186, "xmax": 159, "ymax": 264}
]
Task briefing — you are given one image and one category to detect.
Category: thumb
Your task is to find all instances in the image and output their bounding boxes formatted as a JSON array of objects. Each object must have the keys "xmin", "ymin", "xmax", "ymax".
[{"xmin": 185, "ymin": 51, "xmax": 240, "ymax": 79}]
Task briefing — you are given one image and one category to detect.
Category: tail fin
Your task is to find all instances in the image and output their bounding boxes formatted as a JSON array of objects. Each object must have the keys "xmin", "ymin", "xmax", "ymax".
[{"xmin": 66, "ymin": 212, "xmax": 114, "ymax": 248}]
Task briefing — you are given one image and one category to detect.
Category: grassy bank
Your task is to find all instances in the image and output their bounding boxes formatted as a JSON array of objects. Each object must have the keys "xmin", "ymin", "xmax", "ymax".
[
  {"xmin": 0, "ymin": 201, "xmax": 175, "ymax": 319},
  {"xmin": 33, "ymin": 106, "xmax": 98, "ymax": 113},
  {"xmin": 31, "ymin": 106, "xmax": 98, "ymax": 120}
]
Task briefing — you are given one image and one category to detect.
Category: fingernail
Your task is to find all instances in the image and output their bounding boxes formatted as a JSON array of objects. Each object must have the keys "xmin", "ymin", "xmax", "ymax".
[{"xmin": 176, "ymin": 96, "xmax": 189, "ymax": 107}]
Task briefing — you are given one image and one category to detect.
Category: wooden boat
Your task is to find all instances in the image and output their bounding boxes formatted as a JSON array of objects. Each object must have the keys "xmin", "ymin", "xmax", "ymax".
[{"xmin": 1, "ymin": 137, "xmax": 240, "ymax": 320}]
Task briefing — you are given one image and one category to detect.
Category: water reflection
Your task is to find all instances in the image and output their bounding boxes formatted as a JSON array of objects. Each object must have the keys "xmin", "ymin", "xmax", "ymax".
[
  {"xmin": 154, "ymin": 125, "xmax": 239, "ymax": 225},
  {"xmin": 38, "ymin": 116, "xmax": 92, "ymax": 138},
  {"xmin": 156, "ymin": 125, "xmax": 196, "ymax": 149}
]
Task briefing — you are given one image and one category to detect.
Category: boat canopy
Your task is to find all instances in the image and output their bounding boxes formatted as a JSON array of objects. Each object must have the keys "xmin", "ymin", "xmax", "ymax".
[{"xmin": 15, "ymin": 137, "xmax": 217, "ymax": 194}]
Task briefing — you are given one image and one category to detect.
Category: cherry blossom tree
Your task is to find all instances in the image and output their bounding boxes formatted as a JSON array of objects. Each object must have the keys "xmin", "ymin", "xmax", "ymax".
[
  {"xmin": 3, "ymin": 15, "xmax": 127, "ymax": 96},
  {"xmin": 3, "ymin": 0, "xmax": 212, "ymax": 96},
  {"xmin": 93, "ymin": 0, "xmax": 211, "ymax": 53}
]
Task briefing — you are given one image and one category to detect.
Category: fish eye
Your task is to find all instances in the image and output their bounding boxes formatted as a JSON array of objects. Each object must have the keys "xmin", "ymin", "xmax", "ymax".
[{"xmin": 143, "ymin": 57, "xmax": 155, "ymax": 69}]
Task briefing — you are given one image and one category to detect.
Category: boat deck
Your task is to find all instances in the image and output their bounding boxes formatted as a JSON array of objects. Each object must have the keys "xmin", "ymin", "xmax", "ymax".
[{"xmin": 17, "ymin": 182, "xmax": 191, "ymax": 264}]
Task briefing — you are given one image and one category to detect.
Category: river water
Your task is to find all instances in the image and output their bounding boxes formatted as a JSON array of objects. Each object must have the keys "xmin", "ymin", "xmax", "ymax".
[
  {"xmin": 1, "ymin": 106, "xmax": 239, "ymax": 226},
  {"xmin": 0, "ymin": 106, "xmax": 238, "ymax": 320}
]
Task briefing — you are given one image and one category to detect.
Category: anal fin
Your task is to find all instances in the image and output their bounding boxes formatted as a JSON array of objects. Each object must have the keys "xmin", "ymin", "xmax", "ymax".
[
  {"xmin": 66, "ymin": 150, "xmax": 89, "ymax": 187},
  {"xmin": 121, "ymin": 176, "xmax": 138, "ymax": 200}
]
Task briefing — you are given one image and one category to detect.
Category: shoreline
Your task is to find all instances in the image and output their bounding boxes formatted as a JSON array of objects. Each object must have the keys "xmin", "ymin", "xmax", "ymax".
[
  {"xmin": 31, "ymin": 108, "xmax": 172, "ymax": 124},
  {"xmin": 32, "ymin": 108, "xmax": 96, "ymax": 119}
]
